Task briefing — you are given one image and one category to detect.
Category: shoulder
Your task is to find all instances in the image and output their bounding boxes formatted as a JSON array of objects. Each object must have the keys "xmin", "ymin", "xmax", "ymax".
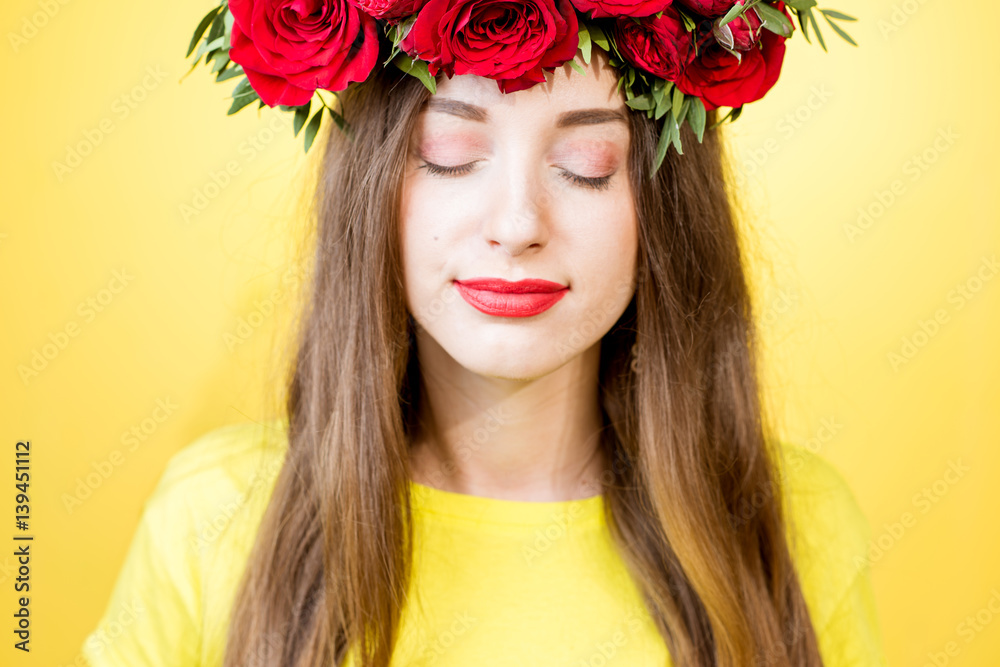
[
  {"xmin": 139, "ymin": 418, "xmax": 291, "ymax": 571},
  {"xmin": 146, "ymin": 419, "xmax": 291, "ymax": 655},
  {"xmin": 773, "ymin": 440, "xmax": 871, "ymax": 536},
  {"xmin": 154, "ymin": 418, "xmax": 289, "ymax": 497},
  {"xmin": 80, "ymin": 420, "xmax": 292, "ymax": 667},
  {"xmin": 147, "ymin": 418, "xmax": 290, "ymax": 520},
  {"xmin": 773, "ymin": 440, "xmax": 871, "ymax": 557},
  {"xmin": 771, "ymin": 441, "xmax": 889, "ymax": 664}
]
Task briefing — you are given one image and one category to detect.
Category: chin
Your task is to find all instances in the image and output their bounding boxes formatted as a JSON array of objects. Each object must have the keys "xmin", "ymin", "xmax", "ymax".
[
  {"xmin": 448, "ymin": 338, "xmax": 570, "ymax": 382},
  {"xmin": 463, "ymin": 357, "xmax": 564, "ymax": 383}
]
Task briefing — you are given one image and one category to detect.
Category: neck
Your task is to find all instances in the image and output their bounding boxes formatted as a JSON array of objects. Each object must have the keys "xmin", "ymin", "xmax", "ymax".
[{"xmin": 408, "ymin": 330, "xmax": 607, "ymax": 502}]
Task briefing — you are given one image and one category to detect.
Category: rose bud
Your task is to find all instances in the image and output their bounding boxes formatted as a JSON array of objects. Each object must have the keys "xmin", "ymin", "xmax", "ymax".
[{"xmin": 713, "ymin": 0, "xmax": 763, "ymax": 52}]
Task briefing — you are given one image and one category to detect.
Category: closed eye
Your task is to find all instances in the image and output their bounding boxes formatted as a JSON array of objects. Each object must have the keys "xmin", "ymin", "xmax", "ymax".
[
  {"xmin": 558, "ymin": 169, "xmax": 614, "ymax": 192},
  {"xmin": 418, "ymin": 161, "xmax": 614, "ymax": 192},
  {"xmin": 419, "ymin": 161, "xmax": 478, "ymax": 177}
]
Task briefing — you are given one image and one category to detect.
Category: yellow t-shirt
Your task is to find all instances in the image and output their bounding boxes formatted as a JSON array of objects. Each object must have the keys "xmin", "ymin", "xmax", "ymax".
[{"xmin": 80, "ymin": 419, "xmax": 887, "ymax": 666}]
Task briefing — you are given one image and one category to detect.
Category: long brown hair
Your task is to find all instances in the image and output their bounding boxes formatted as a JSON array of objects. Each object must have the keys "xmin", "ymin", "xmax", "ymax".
[{"xmin": 222, "ymin": 59, "xmax": 823, "ymax": 667}]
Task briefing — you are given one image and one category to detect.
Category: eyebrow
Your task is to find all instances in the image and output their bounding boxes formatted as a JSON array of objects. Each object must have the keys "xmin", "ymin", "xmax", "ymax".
[{"xmin": 423, "ymin": 97, "xmax": 629, "ymax": 128}]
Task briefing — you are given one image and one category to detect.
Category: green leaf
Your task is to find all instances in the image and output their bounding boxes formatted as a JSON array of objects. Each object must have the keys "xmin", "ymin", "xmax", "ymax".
[
  {"xmin": 231, "ymin": 77, "xmax": 253, "ymax": 98},
  {"xmin": 652, "ymin": 115, "xmax": 672, "ymax": 179},
  {"xmin": 651, "ymin": 77, "xmax": 665, "ymax": 105},
  {"xmin": 209, "ymin": 49, "xmax": 230, "ymax": 74},
  {"xmin": 206, "ymin": 10, "xmax": 227, "ymax": 45},
  {"xmin": 819, "ymin": 8, "xmax": 855, "ymax": 21},
  {"xmin": 821, "ymin": 12, "xmax": 858, "ymax": 45},
  {"xmin": 671, "ymin": 86, "xmax": 684, "ymax": 123},
  {"xmin": 293, "ymin": 101, "xmax": 311, "ymax": 137},
  {"xmin": 756, "ymin": 3, "xmax": 794, "ymax": 38},
  {"xmin": 327, "ymin": 106, "xmax": 354, "ymax": 140},
  {"xmin": 687, "ymin": 97, "xmax": 706, "ymax": 142},
  {"xmin": 625, "ymin": 93, "xmax": 655, "ymax": 111},
  {"xmin": 588, "ymin": 24, "xmax": 610, "ymax": 51},
  {"xmin": 650, "ymin": 97, "xmax": 683, "ymax": 161},
  {"xmin": 671, "ymin": 128, "xmax": 684, "ymax": 156},
  {"xmin": 606, "ymin": 29, "xmax": 626, "ymax": 63},
  {"xmin": 227, "ymin": 77, "xmax": 259, "ymax": 115},
  {"xmin": 677, "ymin": 97, "xmax": 691, "ymax": 127},
  {"xmin": 569, "ymin": 59, "xmax": 587, "ymax": 76},
  {"xmin": 654, "ymin": 87, "xmax": 669, "ymax": 119},
  {"xmin": 708, "ymin": 105, "xmax": 741, "ymax": 130},
  {"xmin": 718, "ymin": 2, "xmax": 745, "ymax": 28},
  {"xmin": 390, "ymin": 53, "xmax": 436, "ymax": 94},
  {"xmin": 195, "ymin": 36, "xmax": 226, "ymax": 62},
  {"xmin": 578, "ymin": 24, "xmax": 592, "ymax": 65},
  {"xmin": 186, "ymin": 6, "xmax": 222, "ymax": 58},
  {"xmin": 785, "ymin": 0, "xmax": 817, "ymax": 9},
  {"xmin": 303, "ymin": 109, "xmax": 323, "ymax": 152},
  {"xmin": 216, "ymin": 64, "xmax": 244, "ymax": 82},
  {"xmin": 807, "ymin": 9, "xmax": 827, "ymax": 51},
  {"xmin": 679, "ymin": 10, "xmax": 697, "ymax": 32},
  {"xmin": 797, "ymin": 9, "xmax": 811, "ymax": 44},
  {"xmin": 228, "ymin": 89, "xmax": 259, "ymax": 114}
]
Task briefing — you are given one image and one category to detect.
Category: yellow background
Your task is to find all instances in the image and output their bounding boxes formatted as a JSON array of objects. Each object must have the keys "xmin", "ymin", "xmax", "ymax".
[{"xmin": 0, "ymin": 0, "xmax": 996, "ymax": 664}]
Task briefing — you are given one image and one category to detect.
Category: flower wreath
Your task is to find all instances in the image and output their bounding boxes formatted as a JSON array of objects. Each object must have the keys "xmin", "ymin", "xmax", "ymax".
[{"xmin": 184, "ymin": 0, "xmax": 856, "ymax": 174}]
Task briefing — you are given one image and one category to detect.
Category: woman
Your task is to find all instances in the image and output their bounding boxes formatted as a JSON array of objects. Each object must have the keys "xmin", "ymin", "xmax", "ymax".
[{"xmin": 81, "ymin": 38, "xmax": 884, "ymax": 667}]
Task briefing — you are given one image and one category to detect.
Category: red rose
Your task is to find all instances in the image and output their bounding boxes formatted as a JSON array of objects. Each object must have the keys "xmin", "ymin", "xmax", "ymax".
[
  {"xmin": 613, "ymin": 7, "xmax": 694, "ymax": 82},
  {"xmin": 676, "ymin": 6, "xmax": 787, "ymax": 110},
  {"xmin": 348, "ymin": 0, "xmax": 427, "ymax": 21},
  {"xmin": 675, "ymin": 0, "xmax": 735, "ymax": 17},
  {"xmin": 400, "ymin": 0, "xmax": 580, "ymax": 93},
  {"xmin": 228, "ymin": 0, "xmax": 380, "ymax": 107},
  {"xmin": 570, "ymin": 0, "xmax": 672, "ymax": 18}
]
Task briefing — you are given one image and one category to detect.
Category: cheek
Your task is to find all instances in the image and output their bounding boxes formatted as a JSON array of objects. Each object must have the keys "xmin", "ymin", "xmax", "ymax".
[
  {"xmin": 560, "ymin": 187, "xmax": 637, "ymax": 267},
  {"xmin": 399, "ymin": 175, "xmax": 469, "ymax": 321},
  {"xmin": 557, "ymin": 189, "xmax": 638, "ymax": 304},
  {"xmin": 400, "ymin": 165, "xmax": 487, "ymax": 255}
]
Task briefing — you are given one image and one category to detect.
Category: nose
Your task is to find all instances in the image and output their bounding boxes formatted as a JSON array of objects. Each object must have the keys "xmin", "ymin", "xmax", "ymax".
[{"xmin": 482, "ymin": 159, "xmax": 552, "ymax": 257}]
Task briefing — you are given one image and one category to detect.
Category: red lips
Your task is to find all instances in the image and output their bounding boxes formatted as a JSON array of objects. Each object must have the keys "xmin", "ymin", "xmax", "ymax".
[{"xmin": 453, "ymin": 277, "xmax": 568, "ymax": 317}]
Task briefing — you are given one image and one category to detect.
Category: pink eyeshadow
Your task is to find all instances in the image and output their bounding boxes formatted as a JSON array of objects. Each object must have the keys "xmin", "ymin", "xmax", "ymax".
[
  {"xmin": 550, "ymin": 139, "xmax": 622, "ymax": 176},
  {"xmin": 418, "ymin": 134, "xmax": 490, "ymax": 164}
]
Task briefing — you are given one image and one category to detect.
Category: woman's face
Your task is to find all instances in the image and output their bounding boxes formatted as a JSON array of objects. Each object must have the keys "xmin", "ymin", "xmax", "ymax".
[{"xmin": 399, "ymin": 53, "xmax": 639, "ymax": 380}]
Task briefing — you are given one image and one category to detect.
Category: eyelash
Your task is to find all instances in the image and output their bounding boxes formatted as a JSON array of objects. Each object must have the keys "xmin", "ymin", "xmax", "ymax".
[
  {"xmin": 421, "ymin": 161, "xmax": 477, "ymax": 177},
  {"xmin": 561, "ymin": 169, "xmax": 614, "ymax": 192},
  {"xmin": 419, "ymin": 161, "xmax": 614, "ymax": 192}
]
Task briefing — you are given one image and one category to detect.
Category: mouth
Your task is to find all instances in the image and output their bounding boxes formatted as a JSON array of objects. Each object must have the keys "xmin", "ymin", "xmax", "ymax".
[{"xmin": 452, "ymin": 277, "xmax": 569, "ymax": 318}]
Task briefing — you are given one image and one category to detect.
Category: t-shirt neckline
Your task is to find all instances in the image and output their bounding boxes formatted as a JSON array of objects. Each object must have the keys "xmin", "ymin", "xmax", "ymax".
[{"xmin": 407, "ymin": 478, "xmax": 604, "ymax": 527}]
